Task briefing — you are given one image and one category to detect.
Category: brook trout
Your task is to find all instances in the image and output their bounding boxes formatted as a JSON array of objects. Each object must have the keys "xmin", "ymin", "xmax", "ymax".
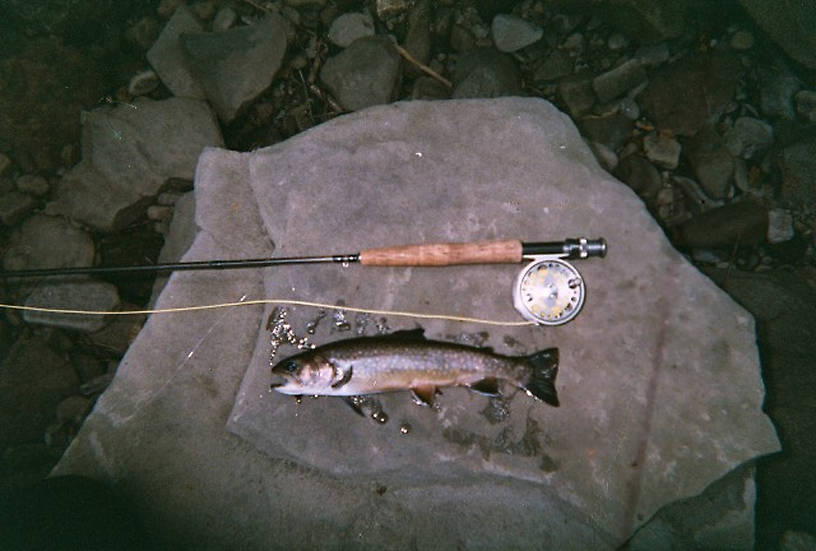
[{"xmin": 270, "ymin": 329, "xmax": 559, "ymax": 407}]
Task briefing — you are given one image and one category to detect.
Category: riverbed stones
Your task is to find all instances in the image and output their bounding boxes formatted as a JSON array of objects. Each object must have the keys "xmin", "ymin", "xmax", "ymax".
[{"xmin": 53, "ymin": 98, "xmax": 778, "ymax": 550}]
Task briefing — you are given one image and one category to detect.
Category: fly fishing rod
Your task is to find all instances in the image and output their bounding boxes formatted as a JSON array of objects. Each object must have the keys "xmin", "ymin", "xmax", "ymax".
[{"xmin": 1, "ymin": 237, "xmax": 606, "ymax": 325}]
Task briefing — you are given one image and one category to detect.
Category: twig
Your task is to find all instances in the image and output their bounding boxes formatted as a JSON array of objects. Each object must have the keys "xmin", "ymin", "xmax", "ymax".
[
  {"xmin": 242, "ymin": 0, "xmax": 272, "ymax": 13},
  {"xmin": 308, "ymin": 83, "xmax": 345, "ymax": 114},
  {"xmin": 392, "ymin": 43, "xmax": 453, "ymax": 89}
]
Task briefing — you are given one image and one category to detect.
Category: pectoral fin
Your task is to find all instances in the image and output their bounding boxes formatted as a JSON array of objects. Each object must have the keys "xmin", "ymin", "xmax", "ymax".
[
  {"xmin": 411, "ymin": 385, "xmax": 438, "ymax": 406},
  {"xmin": 469, "ymin": 377, "xmax": 500, "ymax": 396},
  {"xmin": 331, "ymin": 366, "xmax": 353, "ymax": 389}
]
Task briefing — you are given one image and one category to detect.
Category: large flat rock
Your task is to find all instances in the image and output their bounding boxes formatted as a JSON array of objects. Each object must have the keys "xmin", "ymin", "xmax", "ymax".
[{"xmin": 53, "ymin": 98, "xmax": 779, "ymax": 549}]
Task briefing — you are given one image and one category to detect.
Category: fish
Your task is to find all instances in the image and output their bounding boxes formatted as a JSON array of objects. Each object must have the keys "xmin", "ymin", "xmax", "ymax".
[{"xmin": 270, "ymin": 329, "xmax": 559, "ymax": 408}]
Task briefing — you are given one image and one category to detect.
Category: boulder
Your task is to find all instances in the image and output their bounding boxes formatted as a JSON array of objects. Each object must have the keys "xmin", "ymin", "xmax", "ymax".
[
  {"xmin": 181, "ymin": 15, "xmax": 288, "ymax": 123},
  {"xmin": 46, "ymin": 97, "xmax": 222, "ymax": 231},
  {"xmin": 53, "ymin": 99, "xmax": 778, "ymax": 549}
]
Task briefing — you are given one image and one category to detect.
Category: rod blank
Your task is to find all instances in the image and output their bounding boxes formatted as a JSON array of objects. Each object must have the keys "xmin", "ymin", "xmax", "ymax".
[{"xmin": 0, "ymin": 238, "xmax": 605, "ymax": 279}]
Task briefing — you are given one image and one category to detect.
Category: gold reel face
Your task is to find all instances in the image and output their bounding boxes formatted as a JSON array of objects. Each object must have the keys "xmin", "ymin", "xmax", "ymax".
[{"xmin": 513, "ymin": 258, "xmax": 585, "ymax": 325}]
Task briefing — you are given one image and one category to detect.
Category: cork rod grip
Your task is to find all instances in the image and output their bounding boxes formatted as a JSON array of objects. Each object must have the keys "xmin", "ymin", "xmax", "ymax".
[{"xmin": 359, "ymin": 240, "xmax": 523, "ymax": 266}]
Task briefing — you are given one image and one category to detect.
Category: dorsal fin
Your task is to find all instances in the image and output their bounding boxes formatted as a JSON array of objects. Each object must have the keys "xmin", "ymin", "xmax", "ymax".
[{"xmin": 381, "ymin": 328, "xmax": 426, "ymax": 341}]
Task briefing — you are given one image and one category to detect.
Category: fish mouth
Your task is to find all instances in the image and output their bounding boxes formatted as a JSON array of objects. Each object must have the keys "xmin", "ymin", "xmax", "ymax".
[{"xmin": 270, "ymin": 377, "xmax": 302, "ymax": 395}]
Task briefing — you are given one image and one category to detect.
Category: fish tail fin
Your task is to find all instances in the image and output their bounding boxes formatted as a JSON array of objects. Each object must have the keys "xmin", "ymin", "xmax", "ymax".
[{"xmin": 521, "ymin": 348, "xmax": 559, "ymax": 407}]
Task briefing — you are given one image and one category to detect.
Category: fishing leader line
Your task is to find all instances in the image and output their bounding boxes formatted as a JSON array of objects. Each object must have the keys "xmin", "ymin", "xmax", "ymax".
[{"xmin": 0, "ymin": 298, "xmax": 536, "ymax": 327}]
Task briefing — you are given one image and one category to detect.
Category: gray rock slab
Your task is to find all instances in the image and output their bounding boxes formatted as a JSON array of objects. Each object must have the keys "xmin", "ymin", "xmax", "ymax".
[
  {"xmin": 53, "ymin": 99, "xmax": 778, "ymax": 549},
  {"xmin": 2, "ymin": 214, "xmax": 94, "ymax": 272},
  {"xmin": 146, "ymin": 5, "xmax": 206, "ymax": 99},
  {"xmin": 46, "ymin": 97, "xmax": 222, "ymax": 231},
  {"xmin": 23, "ymin": 279, "xmax": 120, "ymax": 332},
  {"xmin": 320, "ymin": 36, "xmax": 401, "ymax": 111},
  {"xmin": 182, "ymin": 15, "xmax": 288, "ymax": 123}
]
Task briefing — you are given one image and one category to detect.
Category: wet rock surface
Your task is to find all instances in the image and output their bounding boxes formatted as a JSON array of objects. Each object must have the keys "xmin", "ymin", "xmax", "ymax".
[{"xmin": 1, "ymin": 0, "xmax": 816, "ymax": 549}]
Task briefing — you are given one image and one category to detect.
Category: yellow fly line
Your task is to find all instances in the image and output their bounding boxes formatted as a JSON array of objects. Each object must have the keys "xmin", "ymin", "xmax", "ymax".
[{"xmin": 0, "ymin": 298, "xmax": 536, "ymax": 327}]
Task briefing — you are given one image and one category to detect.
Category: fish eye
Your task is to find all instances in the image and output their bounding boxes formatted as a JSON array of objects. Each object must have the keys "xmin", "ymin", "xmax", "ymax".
[{"xmin": 283, "ymin": 360, "xmax": 299, "ymax": 373}]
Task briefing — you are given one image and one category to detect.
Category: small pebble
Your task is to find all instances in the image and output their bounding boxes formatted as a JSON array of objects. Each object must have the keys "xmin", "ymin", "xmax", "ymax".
[
  {"xmin": 157, "ymin": 0, "xmax": 185, "ymax": 18},
  {"xmin": 376, "ymin": 0, "xmax": 408, "ymax": 20},
  {"xmin": 794, "ymin": 90, "xmax": 816, "ymax": 123},
  {"xmin": 588, "ymin": 141, "xmax": 618, "ymax": 171},
  {"xmin": 0, "ymin": 191, "xmax": 36, "ymax": 226},
  {"xmin": 767, "ymin": 208, "xmax": 794, "ymax": 244},
  {"xmin": 60, "ymin": 144, "xmax": 78, "ymax": 167},
  {"xmin": 289, "ymin": 53, "xmax": 308, "ymax": 71},
  {"xmin": 633, "ymin": 43, "xmax": 669, "ymax": 67},
  {"xmin": 157, "ymin": 192, "xmax": 182, "ymax": 206},
  {"xmin": 643, "ymin": 132, "xmax": 682, "ymax": 170},
  {"xmin": 213, "ymin": 7, "xmax": 237, "ymax": 32},
  {"xmin": 562, "ymin": 32, "xmax": 584, "ymax": 51},
  {"xmin": 327, "ymin": 12, "xmax": 375, "ymax": 48},
  {"xmin": 191, "ymin": 0, "xmax": 217, "ymax": 21},
  {"xmin": 551, "ymin": 13, "xmax": 583, "ymax": 35},
  {"xmin": 725, "ymin": 117, "xmax": 774, "ymax": 159},
  {"xmin": 16, "ymin": 174, "xmax": 49, "ymax": 196},
  {"xmin": 0, "ymin": 153, "xmax": 12, "ymax": 178},
  {"xmin": 607, "ymin": 33, "xmax": 629, "ymax": 51},
  {"xmin": 128, "ymin": 69, "xmax": 160, "ymax": 96},
  {"xmin": 56, "ymin": 395, "xmax": 92, "ymax": 425},
  {"xmin": 617, "ymin": 97, "xmax": 640, "ymax": 120},
  {"xmin": 491, "ymin": 14, "xmax": 543, "ymax": 53},
  {"xmin": 147, "ymin": 205, "xmax": 173, "ymax": 222},
  {"xmin": 729, "ymin": 30, "xmax": 754, "ymax": 51}
]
